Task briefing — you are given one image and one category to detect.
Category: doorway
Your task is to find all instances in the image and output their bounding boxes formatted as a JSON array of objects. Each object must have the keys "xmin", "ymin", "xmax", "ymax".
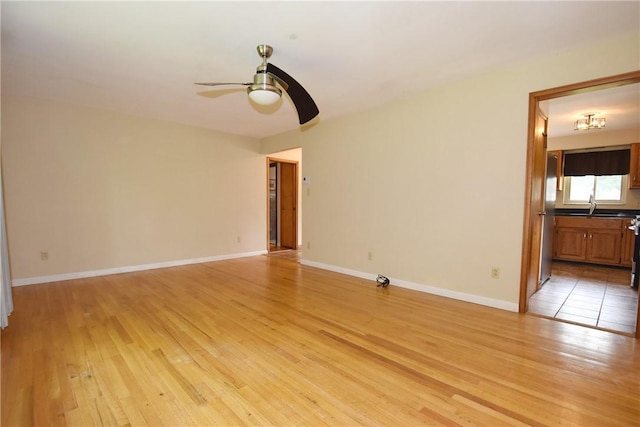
[
  {"xmin": 267, "ymin": 158, "xmax": 298, "ymax": 252},
  {"xmin": 520, "ymin": 70, "xmax": 640, "ymax": 338}
]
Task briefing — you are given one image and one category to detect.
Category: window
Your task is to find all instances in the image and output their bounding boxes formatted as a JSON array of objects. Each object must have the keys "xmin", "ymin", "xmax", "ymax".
[{"xmin": 563, "ymin": 175, "xmax": 627, "ymax": 204}]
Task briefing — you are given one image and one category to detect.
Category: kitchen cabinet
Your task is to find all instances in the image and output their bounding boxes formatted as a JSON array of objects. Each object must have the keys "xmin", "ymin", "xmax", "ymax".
[
  {"xmin": 548, "ymin": 150, "xmax": 563, "ymax": 191},
  {"xmin": 554, "ymin": 227, "xmax": 588, "ymax": 261},
  {"xmin": 553, "ymin": 216, "xmax": 631, "ymax": 267},
  {"xmin": 628, "ymin": 143, "xmax": 640, "ymax": 188},
  {"xmin": 621, "ymin": 226, "xmax": 635, "ymax": 267},
  {"xmin": 587, "ymin": 229, "xmax": 622, "ymax": 265}
]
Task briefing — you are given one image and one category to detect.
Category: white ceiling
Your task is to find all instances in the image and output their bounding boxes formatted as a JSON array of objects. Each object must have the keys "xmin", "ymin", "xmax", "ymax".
[
  {"xmin": 2, "ymin": 1, "xmax": 639, "ymax": 139},
  {"xmin": 546, "ymin": 83, "xmax": 640, "ymax": 138}
]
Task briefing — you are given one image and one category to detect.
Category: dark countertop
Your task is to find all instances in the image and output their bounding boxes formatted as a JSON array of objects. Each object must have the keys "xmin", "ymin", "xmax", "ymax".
[{"xmin": 554, "ymin": 208, "xmax": 640, "ymax": 218}]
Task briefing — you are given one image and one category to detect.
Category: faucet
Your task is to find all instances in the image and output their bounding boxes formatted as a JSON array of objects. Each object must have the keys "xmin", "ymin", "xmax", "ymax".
[{"xmin": 588, "ymin": 194, "xmax": 597, "ymax": 215}]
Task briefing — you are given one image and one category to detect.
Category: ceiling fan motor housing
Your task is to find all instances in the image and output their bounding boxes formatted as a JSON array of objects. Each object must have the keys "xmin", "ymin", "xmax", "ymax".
[{"xmin": 247, "ymin": 67, "xmax": 282, "ymax": 105}]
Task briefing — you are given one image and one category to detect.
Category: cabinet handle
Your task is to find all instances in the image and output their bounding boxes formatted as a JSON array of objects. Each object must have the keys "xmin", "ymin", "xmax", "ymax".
[{"xmin": 584, "ymin": 233, "xmax": 587, "ymax": 239}]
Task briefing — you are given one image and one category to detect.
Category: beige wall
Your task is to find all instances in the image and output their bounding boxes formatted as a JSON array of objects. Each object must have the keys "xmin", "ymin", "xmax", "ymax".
[
  {"xmin": 2, "ymin": 32, "xmax": 638, "ymax": 309},
  {"xmin": 2, "ymin": 96, "xmax": 266, "ymax": 282},
  {"xmin": 261, "ymin": 33, "xmax": 639, "ymax": 308},
  {"xmin": 548, "ymin": 128, "xmax": 639, "ymax": 151}
]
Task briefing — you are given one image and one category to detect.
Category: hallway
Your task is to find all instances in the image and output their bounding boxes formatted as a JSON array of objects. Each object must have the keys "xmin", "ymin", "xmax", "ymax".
[{"xmin": 529, "ymin": 261, "xmax": 638, "ymax": 335}]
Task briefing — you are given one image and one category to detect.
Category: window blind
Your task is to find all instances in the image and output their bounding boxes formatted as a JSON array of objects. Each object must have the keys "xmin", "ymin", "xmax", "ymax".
[{"xmin": 563, "ymin": 149, "xmax": 630, "ymax": 176}]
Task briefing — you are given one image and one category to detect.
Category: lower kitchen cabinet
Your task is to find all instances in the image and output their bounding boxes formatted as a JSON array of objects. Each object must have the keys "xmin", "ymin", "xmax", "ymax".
[
  {"xmin": 587, "ymin": 229, "xmax": 622, "ymax": 265},
  {"xmin": 553, "ymin": 216, "xmax": 632, "ymax": 267},
  {"xmin": 621, "ymin": 227, "xmax": 635, "ymax": 267},
  {"xmin": 554, "ymin": 227, "xmax": 588, "ymax": 261}
]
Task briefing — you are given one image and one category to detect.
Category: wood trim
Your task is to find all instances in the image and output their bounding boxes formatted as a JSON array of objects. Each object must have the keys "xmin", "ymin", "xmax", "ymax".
[
  {"xmin": 519, "ymin": 93, "xmax": 539, "ymax": 312},
  {"xmin": 266, "ymin": 157, "xmax": 299, "ymax": 252},
  {"xmin": 531, "ymin": 70, "xmax": 640, "ymax": 100},
  {"xmin": 519, "ymin": 70, "xmax": 640, "ymax": 338},
  {"xmin": 266, "ymin": 158, "xmax": 272, "ymax": 250}
]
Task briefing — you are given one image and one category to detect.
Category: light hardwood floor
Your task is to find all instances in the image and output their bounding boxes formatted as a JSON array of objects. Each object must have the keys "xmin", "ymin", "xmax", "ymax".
[{"xmin": 2, "ymin": 254, "xmax": 639, "ymax": 426}]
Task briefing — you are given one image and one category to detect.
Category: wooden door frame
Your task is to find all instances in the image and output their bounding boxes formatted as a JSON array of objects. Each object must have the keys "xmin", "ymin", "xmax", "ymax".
[
  {"xmin": 266, "ymin": 157, "xmax": 299, "ymax": 252},
  {"xmin": 519, "ymin": 70, "xmax": 640, "ymax": 338},
  {"xmin": 525, "ymin": 106, "xmax": 548, "ymax": 302}
]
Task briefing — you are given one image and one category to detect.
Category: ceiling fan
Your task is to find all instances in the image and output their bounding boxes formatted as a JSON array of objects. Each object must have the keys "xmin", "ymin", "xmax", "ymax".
[{"xmin": 196, "ymin": 44, "xmax": 319, "ymax": 125}]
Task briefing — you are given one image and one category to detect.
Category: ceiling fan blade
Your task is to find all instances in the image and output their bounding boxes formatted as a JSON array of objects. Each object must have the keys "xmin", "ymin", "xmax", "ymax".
[
  {"xmin": 195, "ymin": 82, "xmax": 251, "ymax": 87},
  {"xmin": 196, "ymin": 88, "xmax": 247, "ymax": 99},
  {"xmin": 266, "ymin": 63, "xmax": 319, "ymax": 125}
]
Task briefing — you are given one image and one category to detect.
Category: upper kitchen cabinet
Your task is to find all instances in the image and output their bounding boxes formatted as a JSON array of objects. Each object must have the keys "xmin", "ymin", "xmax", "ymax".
[
  {"xmin": 548, "ymin": 150, "xmax": 563, "ymax": 191},
  {"xmin": 629, "ymin": 143, "xmax": 640, "ymax": 188}
]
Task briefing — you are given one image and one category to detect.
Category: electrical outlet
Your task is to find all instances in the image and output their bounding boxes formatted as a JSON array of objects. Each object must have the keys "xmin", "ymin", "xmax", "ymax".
[
  {"xmin": 307, "ymin": 241, "xmax": 311, "ymax": 249},
  {"xmin": 40, "ymin": 251, "xmax": 49, "ymax": 261},
  {"xmin": 491, "ymin": 267, "xmax": 500, "ymax": 279},
  {"xmin": 237, "ymin": 236, "xmax": 241, "ymax": 243},
  {"xmin": 368, "ymin": 251, "xmax": 373, "ymax": 261}
]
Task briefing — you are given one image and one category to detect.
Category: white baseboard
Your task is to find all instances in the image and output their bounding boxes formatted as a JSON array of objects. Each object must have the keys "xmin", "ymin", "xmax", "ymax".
[
  {"xmin": 12, "ymin": 250, "xmax": 268, "ymax": 287},
  {"xmin": 300, "ymin": 259, "xmax": 519, "ymax": 313},
  {"xmin": 14, "ymin": 253, "xmax": 520, "ymax": 312}
]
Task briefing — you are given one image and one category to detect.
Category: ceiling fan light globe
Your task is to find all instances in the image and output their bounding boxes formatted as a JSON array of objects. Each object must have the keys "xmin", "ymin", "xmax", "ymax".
[{"xmin": 248, "ymin": 86, "xmax": 281, "ymax": 105}]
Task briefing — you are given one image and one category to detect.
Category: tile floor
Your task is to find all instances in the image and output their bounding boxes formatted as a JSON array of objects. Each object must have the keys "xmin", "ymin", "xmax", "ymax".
[{"xmin": 529, "ymin": 261, "xmax": 638, "ymax": 334}]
